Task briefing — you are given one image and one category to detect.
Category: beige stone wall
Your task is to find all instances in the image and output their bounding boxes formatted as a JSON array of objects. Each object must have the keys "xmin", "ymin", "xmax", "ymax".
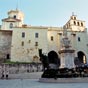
[
  {"xmin": 67, "ymin": 30, "xmax": 88, "ymax": 63},
  {"xmin": 11, "ymin": 27, "xmax": 48, "ymax": 62},
  {"xmin": 2, "ymin": 21, "xmax": 21, "ymax": 30},
  {"xmin": 0, "ymin": 26, "xmax": 88, "ymax": 63},
  {"xmin": 48, "ymin": 30, "xmax": 60, "ymax": 53}
]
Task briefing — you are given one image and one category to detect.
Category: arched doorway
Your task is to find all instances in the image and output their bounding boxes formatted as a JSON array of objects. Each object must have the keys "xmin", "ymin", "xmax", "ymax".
[
  {"xmin": 48, "ymin": 51, "xmax": 60, "ymax": 67},
  {"xmin": 74, "ymin": 51, "xmax": 87, "ymax": 66},
  {"xmin": 6, "ymin": 54, "xmax": 10, "ymax": 59}
]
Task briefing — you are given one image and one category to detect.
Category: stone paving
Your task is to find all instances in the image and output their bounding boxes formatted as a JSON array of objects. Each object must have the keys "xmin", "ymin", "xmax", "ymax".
[
  {"xmin": 8, "ymin": 72, "xmax": 43, "ymax": 79},
  {"xmin": 0, "ymin": 79, "xmax": 88, "ymax": 88}
]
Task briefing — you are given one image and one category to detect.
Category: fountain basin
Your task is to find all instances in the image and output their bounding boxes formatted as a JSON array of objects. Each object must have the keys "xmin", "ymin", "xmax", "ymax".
[{"xmin": 39, "ymin": 77, "xmax": 88, "ymax": 83}]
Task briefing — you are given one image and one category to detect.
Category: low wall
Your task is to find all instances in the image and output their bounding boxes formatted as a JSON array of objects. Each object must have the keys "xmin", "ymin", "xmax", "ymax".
[{"xmin": 0, "ymin": 63, "xmax": 43, "ymax": 75}]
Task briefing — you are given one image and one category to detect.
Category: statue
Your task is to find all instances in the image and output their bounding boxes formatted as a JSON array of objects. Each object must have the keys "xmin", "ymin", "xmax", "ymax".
[
  {"xmin": 40, "ymin": 54, "xmax": 49, "ymax": 71},
  {"xmin": 63, "ymin": 28, "xmax": 67, "ymax": 37}
]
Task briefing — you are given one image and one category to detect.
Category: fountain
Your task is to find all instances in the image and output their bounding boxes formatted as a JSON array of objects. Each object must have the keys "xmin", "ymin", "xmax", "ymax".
[
  {"xmin": 59, "ymin": 28, "xmax": 75, "ymax": 69},
  {"xmin": 39, "ymin": 28, "xmax": 88, "ymax": 83}
]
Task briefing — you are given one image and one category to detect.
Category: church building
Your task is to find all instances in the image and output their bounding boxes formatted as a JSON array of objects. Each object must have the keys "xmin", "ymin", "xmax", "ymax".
[{"xmin": 0, "ymin": 9, "xmax": 88, "ymax": 65}]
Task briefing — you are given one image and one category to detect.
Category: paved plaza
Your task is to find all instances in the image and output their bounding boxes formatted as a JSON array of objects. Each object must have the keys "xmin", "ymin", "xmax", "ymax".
[
  {"xmin": 0, "ymin": 78, "xmax": 88, "ymax": 88},
  {"xmin": 8, "ymin": 72, "xmax": 43, "ymax": 79}
]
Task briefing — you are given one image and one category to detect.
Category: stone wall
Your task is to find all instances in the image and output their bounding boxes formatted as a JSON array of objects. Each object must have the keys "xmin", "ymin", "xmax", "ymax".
[
  {"xmin": 11, "ymin": 28, "xmax": 48, "ymax": 62},
  {"xmin": 0, "ymin": 63, "xmax": 43, "ymax": 74},
  {"xmin": 0, "ymin": 30, "xmax": 12, "ymax": 62}
]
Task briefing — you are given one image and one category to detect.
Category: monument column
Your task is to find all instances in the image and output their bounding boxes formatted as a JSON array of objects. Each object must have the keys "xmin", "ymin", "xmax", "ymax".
[{"xmin": 59, "ymin": 29, "xmax": 75, "ymax": 68}]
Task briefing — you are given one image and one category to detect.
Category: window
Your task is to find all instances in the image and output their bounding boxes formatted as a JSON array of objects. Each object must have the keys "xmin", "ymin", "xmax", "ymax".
[
  {"xmin": 10, "ymin": 23, "xmax": 13, "ymax": 28},
  {"xmin": 14, "ymin": 15, "xmax": 16, "ymax": 19},
  {"xmin": 81, "ymin": 22, "xmax": 83, "ymax": 26},
  {"xmin": 51, "ymin": 36, "xmax": 54, "ymax": 41},
  {"xmin": 21, "ymin": 41, "xmax": 24, "ymax": 46},
  {"xmin": 58, "ymin": 33, "xmax": 62, "ymax": 35},
  {"xmin": 74, "ymin": 21, "xmax": 76, "ymax": 25},
  {"xmin": 78, "ymin": 37, "xmax": 81, "ymax": 42},
  {"xmin": 35, "ymin": 33, "xmax": 39, "ymax": 38},
  {"xmin": 6, "ymin": 54, "xmax": 10, "ymax": 59},
  {"xmin": 77, "ymin": 22, "xmax": 80, "ymax": 26},
  {"xmin": 22, "ymin": 32, "xmax": 25, "ymax": 38},
  {"xmin": 35, "ymin": 42, "xmax": 38, "ymax": 46},
  {"xmin": 74, "ymin": 17, "xmax": 76, "ymax": 20}
]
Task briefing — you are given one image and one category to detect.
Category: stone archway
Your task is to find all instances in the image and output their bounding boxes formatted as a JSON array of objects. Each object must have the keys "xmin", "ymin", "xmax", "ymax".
[
  {"xmin": 74, "ymin": 51, "xmax": 87, "ymax": 66},
  {"xmin": 48, "ymin": 51, "xmax": 60, "ymax": 67},
  {"xmin": 77, "ymin": 51, "xmax": 87, "ymax": 64}
]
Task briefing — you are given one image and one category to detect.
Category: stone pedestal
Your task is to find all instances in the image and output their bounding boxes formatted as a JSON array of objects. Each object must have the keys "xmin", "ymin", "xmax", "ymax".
[{"xmin": 59, "ymin": 49, "xmax": 75, "ymax": 68}]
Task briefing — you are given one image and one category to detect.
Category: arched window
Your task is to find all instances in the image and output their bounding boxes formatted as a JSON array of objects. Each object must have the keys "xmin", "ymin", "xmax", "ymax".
[
  {"xmin": 14, "ymin": 15, "xmax": 16, "ymax": 19},
  {"xmin": 74, "ymin": 21, "xmax": 76, "ymax": 25},
  {"xmin": 74, "ymin": 17, "xmax": 76, "ymax": 20},
  {"xmin": 9, "ymin": 23, "xmax": 13, "ymax": 28},
  {"xmin": 81, "ymin": 22, "xmax": 83, "ymax": 26},
  {"xmin": 77, "ymin": 22, "xmax": 80, "ymax": 26}
]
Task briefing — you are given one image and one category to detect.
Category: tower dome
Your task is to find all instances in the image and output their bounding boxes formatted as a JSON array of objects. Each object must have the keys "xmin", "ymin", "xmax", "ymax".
[{"xmin": 8, "ymin": 9, "xmax": 24, "ymax": 24}]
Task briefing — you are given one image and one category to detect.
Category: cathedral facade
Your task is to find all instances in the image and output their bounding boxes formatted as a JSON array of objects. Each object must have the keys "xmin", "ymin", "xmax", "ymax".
[{"xmin": 0, "ymin": 9, "xmax": 88, "ymax": 65}]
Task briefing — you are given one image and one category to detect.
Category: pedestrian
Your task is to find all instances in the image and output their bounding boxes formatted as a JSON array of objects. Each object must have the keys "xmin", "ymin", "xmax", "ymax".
[
  {"xmin": 5, "ymin": 65, "xmax": 9, "ymax": 79},
  {"xmin": 1, "ymin": 65, "xmax": 4, "ymax": 79},
  {"xmin": 1, "ymin": 71, "xmax": 4, "ymax": 79},
  {"xmin": 6, "ymin": 71, "xmax": 9, "ymax": 79}
]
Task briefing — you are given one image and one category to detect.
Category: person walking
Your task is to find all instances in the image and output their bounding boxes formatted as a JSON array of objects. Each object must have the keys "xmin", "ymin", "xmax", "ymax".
[
  {"xmin": 5, "ymin": 65, "xmax": 9, "ymax": 79},
  {"xmin": 1, "ymin": 65, "xmax": 4, "ymax": 79}
]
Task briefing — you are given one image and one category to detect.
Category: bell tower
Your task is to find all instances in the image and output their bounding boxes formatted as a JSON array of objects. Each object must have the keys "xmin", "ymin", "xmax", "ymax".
[
  {"xmin": 63, "ymin": 13, "xmax": 86, "ymax": 31},
  {"xmin": 1, "ymin": 9, "xmax": 24, "ymax": 30},
  {"xmin": 8, "ymin": 9, "xmax": 24, "ymax": 24}
]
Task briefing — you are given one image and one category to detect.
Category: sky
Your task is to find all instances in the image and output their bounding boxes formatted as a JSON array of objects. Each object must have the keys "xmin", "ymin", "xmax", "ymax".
[{"xmin": 0, "ymin": 0, "xmax": 88, "ymax": 27}]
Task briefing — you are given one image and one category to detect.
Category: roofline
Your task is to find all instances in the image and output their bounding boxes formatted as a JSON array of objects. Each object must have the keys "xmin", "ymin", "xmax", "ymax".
[
  {"xmin": 8, "ymin": 10, "xmax": 19, "ymax": 14},
  {"xmin": 2, "ymin": 17, "xmax": 21, "ymax": 22},
  {"xmin": 14, "ymin": 25, "xmax": 62, "ymax": 29},
  {"xmin": 0, "ymin": 30, "xmax": 12, "ymax": 32}
]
